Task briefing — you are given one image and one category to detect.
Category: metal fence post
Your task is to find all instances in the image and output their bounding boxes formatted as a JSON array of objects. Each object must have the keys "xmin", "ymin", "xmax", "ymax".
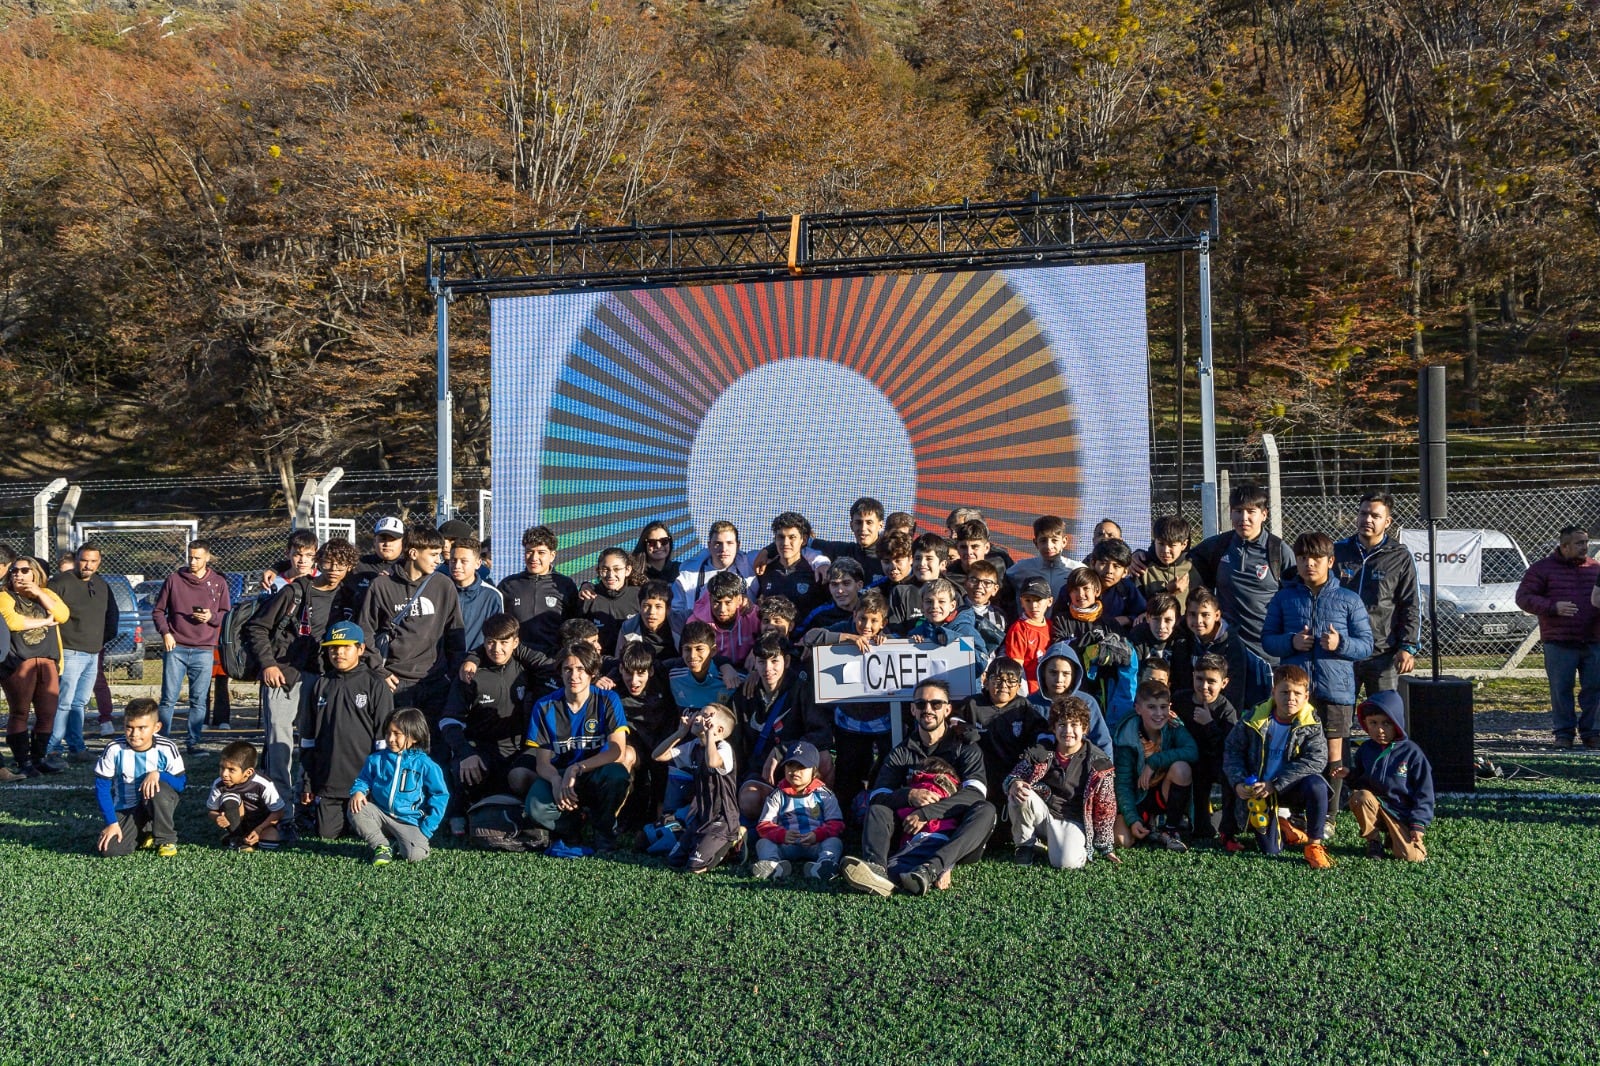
[
  {"xmin": 32, "ymin": 478, "xmax": 67, "ymax": 560},
  {"xmin": 1262, "ymin": 433, "xmax": 1283, "ymax": 537}
]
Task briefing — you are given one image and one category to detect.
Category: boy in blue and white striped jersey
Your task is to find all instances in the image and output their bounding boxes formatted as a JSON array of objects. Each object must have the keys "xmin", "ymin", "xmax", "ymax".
[{"xmin": 94, "ymin": 698, "xmax": 187, "ymax": 857}]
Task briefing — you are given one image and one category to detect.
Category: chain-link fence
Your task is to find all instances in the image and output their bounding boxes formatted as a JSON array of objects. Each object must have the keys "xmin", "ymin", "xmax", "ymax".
[{"xmin": 1168, "ymin": 484, "xmax": 1599, "ymax": 676}]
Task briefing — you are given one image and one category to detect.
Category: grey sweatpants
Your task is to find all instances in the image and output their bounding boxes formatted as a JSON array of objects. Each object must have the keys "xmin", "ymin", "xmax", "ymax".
[
  {"xmin": 348, "ymin": 800, "xmax": 431, "ymax": 861},
  {"xmin": 260, "ymin": 680, "xmax": 303, "ymax": 802}
]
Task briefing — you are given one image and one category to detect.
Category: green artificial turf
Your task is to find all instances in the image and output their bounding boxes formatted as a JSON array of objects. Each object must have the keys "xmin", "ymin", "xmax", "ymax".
[{"xmin": 3, "ymin": 759, "xmax": 1599, "ymax": 1066}]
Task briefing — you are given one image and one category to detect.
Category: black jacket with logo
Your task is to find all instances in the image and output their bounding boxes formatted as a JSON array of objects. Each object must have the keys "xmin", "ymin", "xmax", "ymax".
[
  {"xmin": 298, "ymin": 663, "xmax": 393, "ymax": 797},
  {"xmin": 498, "ymin": 570, "xmax": 579, "ymax": 655}
]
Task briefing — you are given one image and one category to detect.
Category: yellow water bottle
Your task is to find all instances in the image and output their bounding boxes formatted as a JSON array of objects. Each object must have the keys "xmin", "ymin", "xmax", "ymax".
[{"xmin": 1245, "ymin": 777, "xmax": 1271, "ymax": 832}]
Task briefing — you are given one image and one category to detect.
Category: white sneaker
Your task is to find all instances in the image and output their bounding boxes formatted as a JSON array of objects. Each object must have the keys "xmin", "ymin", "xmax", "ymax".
[
  {"xmin": 751, "ymin": 860, "xmax": 780, "ymax": 880},
  {"xmin": 99, "ymin": 721, "xmax": 114, "ymax": 737}
]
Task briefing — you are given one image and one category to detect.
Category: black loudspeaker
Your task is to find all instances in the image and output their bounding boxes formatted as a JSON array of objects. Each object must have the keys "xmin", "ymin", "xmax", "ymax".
[
  {"xmin": 1419, "ymin": 366, "xmax": 1448, "ymax": 521},
  {"xmin": 1401, "ymin": 676, "xmax": 1475, "ymax": 792}
]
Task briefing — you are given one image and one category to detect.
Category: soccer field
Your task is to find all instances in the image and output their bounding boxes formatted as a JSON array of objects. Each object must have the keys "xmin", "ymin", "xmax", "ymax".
[{"xmin": 3, "ymin": 754, "xmax": 1598, "ymax": 1065}]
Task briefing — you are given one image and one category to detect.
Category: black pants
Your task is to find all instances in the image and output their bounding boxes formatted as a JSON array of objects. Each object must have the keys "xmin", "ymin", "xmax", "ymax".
[
  {"xmin": 525, "ymin": 764, "xmax": 632, "ymax": 842},
  {"xmin": 314, "ymin": 796, "xmax": 353, "ymax": 840},
  {"xmin": 99, "ymin": 783, "xmax": 181, "ymax": 854},
  {"xmin": 217, "ymin": 795, "xmax": 274, "ymax": 846},
  {"xmin": 1192, "ymin": 748, "xmax": 1239, "ymax": 838},
  {"xmin": 861, "ymin": 797, "xmax": 996, "ymax": 876},
  {"xmin": 617, "ymin": 729, "xmax": 668, "ymax": 832},
  {"xmin": 833, "ymin": 731, "xmax": 891, "ymax": 822}
]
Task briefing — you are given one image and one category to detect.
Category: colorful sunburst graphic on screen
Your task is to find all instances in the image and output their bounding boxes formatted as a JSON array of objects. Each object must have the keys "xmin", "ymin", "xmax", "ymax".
[{"xmin": 537, "ymin": 270, "xmax": 1081, "ymax": 571}]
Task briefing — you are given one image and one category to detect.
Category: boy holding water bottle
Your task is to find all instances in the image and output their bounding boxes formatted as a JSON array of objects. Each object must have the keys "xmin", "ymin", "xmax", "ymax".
[{"xmin": 1223, "ymin": 664, "xmax": 1333, "ymax": 869}]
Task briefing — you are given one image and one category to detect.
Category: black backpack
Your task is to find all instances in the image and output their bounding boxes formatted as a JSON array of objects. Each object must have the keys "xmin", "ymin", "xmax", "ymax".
[{"xmin": 219, "ymin": 582, "xmax": 304, "ymax": 682}]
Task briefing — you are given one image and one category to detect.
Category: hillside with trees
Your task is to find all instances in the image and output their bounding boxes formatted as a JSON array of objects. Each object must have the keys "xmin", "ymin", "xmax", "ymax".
[{"xmin": 1, "ymin": 0, "xmax": 1596, "ymax": 492}]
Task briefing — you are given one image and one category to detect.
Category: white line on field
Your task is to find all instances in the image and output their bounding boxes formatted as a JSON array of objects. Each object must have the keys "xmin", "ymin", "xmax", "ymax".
[{"xmin": 1440, "ymin": 791, "xmax": 1600, "ymax": 802}]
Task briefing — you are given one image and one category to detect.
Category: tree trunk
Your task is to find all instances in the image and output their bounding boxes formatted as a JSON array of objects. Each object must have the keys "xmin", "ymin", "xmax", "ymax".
[
  {"xmin": 1462, "ymin": 291, "xmax": 1480, "ymax": 413},
  {"xmin": 273, "ymin": 450, "xmax": 298, "ymax": 523},
  {"xmin": 1408, "ymin": 205, "xmax": 1425, "ymax": 362}
]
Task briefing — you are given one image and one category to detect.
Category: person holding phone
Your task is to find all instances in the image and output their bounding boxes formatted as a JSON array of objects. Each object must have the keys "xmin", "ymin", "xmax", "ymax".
[{"xmin": 152, "ymin": 541, "xmax": 232, "ymax": 756}]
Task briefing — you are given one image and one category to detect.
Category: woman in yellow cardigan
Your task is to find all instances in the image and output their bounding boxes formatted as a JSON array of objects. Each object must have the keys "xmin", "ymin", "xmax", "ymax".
[{"xmin": 0, "ymin": 557, "xmax": 71, "ymax": 778}]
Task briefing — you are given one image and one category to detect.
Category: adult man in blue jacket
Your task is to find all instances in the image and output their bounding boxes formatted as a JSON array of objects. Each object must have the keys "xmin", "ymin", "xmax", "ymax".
[{"xmin": 1262, "ymin": 531, "xmax": 1373, "ymax": 831}]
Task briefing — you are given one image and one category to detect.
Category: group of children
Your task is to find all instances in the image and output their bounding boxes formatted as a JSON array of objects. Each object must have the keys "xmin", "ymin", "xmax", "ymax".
[{"xmin": 88, "ymin": 495, "xmax": 1438, "ymax": 883}]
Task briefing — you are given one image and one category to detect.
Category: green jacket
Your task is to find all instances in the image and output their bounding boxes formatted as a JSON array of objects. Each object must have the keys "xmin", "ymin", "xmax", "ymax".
[{"xmin": 1112, "ymin": 713, "xmax": 1199, "ymax": 825}]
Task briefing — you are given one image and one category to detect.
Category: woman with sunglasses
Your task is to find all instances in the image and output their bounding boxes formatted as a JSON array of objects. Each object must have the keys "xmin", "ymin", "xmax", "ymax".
[
  {"xmin": 0, "ymin": 557, "xmax": 72, "ymax": 778},
  {"xmin": 632, "ymin": 523, "xmax": 680, "ymax": 584}
]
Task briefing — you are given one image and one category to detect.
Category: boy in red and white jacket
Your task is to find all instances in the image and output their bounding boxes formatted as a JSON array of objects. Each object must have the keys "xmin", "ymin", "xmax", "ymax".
[{"xmin": 752, "ymin": 741, "xmax": 845, "ymax": 882}]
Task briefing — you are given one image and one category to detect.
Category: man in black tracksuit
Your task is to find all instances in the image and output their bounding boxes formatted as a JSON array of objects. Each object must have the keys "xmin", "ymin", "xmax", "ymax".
[
  {"xmin": 356, "ymin": 528, "xmax": 466, "ymax": 715},
  {"xmin": 841, "ymin": 680, "xmax": 998, "ymax": 897},
  {"xmin": 1333, "ymin": 492, "xmax": 1422, "ymax": 698},
  {"xmin": 497, "ymin": 527, "xmax": 579, "ymax": 656},
  {"xmin": 1188, "ymin": 483, "xmax": 1296, "ymax": 664}
]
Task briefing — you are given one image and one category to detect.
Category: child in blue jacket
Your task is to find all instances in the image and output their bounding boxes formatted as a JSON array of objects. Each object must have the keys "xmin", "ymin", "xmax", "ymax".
[
  {"xmin": 348, "ymin": 708, "xmax": 450, "ymax": 865},
  {"xmin": 1333, "ymin": 690, "xmax": 1434, "ymax": 862},
  {"xmin": 1261, "ymin": 531, "xmax": 1373, "ymax": 822}
]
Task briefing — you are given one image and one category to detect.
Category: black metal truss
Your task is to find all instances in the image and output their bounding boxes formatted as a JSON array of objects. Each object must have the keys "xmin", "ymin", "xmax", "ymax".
[{"xmin": 427, "ymin": 188, "xmax": 1217, "ymax": 296}]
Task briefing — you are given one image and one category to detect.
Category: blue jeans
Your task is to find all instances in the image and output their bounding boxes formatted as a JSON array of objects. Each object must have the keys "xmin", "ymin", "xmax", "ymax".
[
  {"xmin": 159, "ymin": 645, "xmax": 214, "ymax": 747},
  {"xmin": 1543, "ymin": 641, "xmax": 1600, "ymax": 741},
  {"xmin": 49, "ymin": 649, "xmax": 99, "ymax": 754}
]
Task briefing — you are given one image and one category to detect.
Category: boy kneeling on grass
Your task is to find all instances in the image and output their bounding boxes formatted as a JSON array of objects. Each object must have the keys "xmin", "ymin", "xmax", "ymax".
[
  {"xmin": 206, "ymin": 740, "xmax": 286, "ymax": 851},
  {"xmin": 1223, "ymin": 664, "xmax": 1334, "ymax": 869},
  {"xmin": 752, "ymin": 740, "xmax": 845, "ymax": 882},
  {"xmin": 1332, "ymin": 690, "xmax": 1434, "ymax": 861},
  {"xmin": 348, "ymin": 708, "xmax": 450, "ymax": 865},
  {"xmin": 1005, "ymin": 695, "xmax": 1117, "ymax": 869},
  {"xmin": 94, "ymin": 698, "xmax": 186, "ymax": 857},
  {"xmin": 1112, "ymin": 680, "xmax": 1197, "ymax": 852}
]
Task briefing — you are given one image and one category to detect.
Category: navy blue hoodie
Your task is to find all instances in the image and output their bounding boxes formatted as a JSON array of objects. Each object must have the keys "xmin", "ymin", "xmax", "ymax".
[{"xmin": 1346, "ymin": 691, "xmax": 1435, "ymax": 830}]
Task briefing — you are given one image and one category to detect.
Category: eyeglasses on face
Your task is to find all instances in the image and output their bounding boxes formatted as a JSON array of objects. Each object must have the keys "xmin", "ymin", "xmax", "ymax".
[
  {"xmin": 645, "ymin": 538, "xmax": 670, "ymax": 547},
  {"xmin": 911, "ymin": 698, "xmax": 950, "ymax": 710}
]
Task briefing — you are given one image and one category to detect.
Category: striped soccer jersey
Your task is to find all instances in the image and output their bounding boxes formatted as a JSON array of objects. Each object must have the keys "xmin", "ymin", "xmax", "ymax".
[
  {"xmin": 205, "ymin": 775, "xmax": 287, "ymax": 820},
  {"xmin": 94, "ymin": 737, "xmax": 186, "ymax": 811}
]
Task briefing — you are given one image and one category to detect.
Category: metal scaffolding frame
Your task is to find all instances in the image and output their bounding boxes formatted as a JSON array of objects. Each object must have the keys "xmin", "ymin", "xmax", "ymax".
[{"xmin": 426, "ymin": 187, "xmax": 1223, "ymax": 533}]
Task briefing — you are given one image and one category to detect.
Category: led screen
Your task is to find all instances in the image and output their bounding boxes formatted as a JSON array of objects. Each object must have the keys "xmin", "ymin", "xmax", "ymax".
[{"xmin": 490, "ymin": 265, "xmax": 1150, "ymax": 577}]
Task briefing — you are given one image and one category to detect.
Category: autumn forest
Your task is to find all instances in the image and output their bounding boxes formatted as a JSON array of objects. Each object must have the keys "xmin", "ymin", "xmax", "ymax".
[{"xmin": 1, "ymin": 0, "xmax": 1597, "ymax": 496}]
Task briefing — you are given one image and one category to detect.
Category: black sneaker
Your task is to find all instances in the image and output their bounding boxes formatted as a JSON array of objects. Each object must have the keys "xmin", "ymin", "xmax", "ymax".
[
  {"xmin": 840, "ymin": 857, "xmax": 895, "ymax": 896},
  {"xmin": 898, "ymin": 861, "xmax": 943, "ymax": 896},
  {"xmin": 1146, "ymin": 829, "xmax": 1188, "ymax": 853},
  {"xmin": 592, "ymin": 829, "xmax": 619, "ymax": 855},
  {"xmin": 1365, "ymin": 837, "xmax": 1387, "ymax": 859},
  {"xmin": 36, "ymin": 756, "xmax": 65, "ymax": 775},
  {"xmin": 1013, "ymin": 844, "xmax": 1038, "ymax": 866}
]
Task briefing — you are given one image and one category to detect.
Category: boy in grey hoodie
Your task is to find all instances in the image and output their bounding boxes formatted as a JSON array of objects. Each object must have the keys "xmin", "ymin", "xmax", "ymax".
[{"xmin": 1029, "ymin": 642, "xmax": 1113, "ymax": 753}]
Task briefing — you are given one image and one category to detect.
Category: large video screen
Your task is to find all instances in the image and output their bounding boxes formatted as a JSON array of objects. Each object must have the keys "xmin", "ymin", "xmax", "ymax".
[{"xmin": 490, "ymin": 265, "xmax": 1150, "ymax": 578}]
